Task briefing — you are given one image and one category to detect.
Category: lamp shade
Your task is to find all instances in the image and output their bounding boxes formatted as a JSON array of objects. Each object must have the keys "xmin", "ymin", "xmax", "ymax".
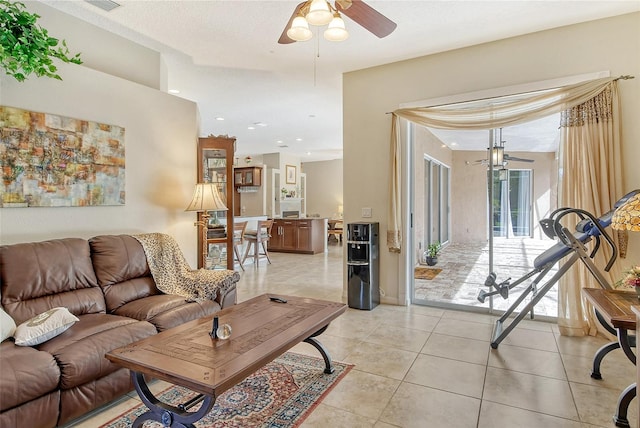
[
  {"xmin": 324, "ymin": 15, "xmax": 349, "ymax": 41},
  {"xmin": 306, "ymin": 0, "xmax": 333, "ymax": 26},
  {"xmin": 612, "ymin": 193, "xmax": 640, "ymax": 231},
  {"xmin": 287, "ymin": 16, "xmax": 312, "ymax": 42},
  {"xmin": 185, "ymin": 183, "xmax": 228, "ymax": 212}
]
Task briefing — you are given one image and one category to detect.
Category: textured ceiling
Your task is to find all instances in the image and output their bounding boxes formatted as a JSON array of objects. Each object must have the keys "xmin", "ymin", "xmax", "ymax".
[{"xmin": 43, "ymin": 0, "xmax": 639, "ymax": 160}]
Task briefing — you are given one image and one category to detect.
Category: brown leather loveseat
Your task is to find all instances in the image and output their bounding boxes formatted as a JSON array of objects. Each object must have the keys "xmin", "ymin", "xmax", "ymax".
[{"xmin": 0, "ymin": 234, "xmax": 239, "ymax": 428}]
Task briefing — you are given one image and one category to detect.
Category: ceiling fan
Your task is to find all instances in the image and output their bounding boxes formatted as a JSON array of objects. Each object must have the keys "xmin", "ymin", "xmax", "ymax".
[
  {"xmin": 278, "ymin": 0, "xmax": 397, "ymax": 44},
  {"xmin": 468, "ymin": 141, "xmax": 535, "ymax": 167}
]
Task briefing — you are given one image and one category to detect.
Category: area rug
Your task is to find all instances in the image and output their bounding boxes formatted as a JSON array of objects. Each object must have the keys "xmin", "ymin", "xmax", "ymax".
[
  {"xmin": 100, "ymin": 352, "xmax": 353, "ymax": 428},
  {"xmin": 414, "ymin": 266, "xmax": 442, "ymax": 280}
]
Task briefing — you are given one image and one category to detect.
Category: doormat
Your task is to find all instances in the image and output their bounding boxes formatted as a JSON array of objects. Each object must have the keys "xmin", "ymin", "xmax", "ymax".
[
  {"xmin": 415, "ymin": 266, "xmax": 442, "ymax": 280},
  {"xmin": 100, "ymin": 352, "xmax": 353, "ymax": 427}
]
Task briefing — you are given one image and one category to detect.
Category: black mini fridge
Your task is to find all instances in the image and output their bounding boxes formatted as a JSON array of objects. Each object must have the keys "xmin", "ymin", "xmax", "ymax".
[{"xmin": 347, "ymin": 222, "xmax": 379, "ymax": 310}]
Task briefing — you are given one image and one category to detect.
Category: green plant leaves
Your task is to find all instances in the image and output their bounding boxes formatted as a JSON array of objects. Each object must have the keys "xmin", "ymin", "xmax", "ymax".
[{"xmin": 0, "ymin": 0, "xmax": 82, "ymax": 81}]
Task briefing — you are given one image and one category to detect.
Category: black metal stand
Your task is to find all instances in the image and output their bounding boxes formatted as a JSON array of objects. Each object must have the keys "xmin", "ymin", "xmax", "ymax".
[
  {"xmin": 304, "ymin": 325, "xmax": 334, "ymax": 374},
  {"xmin": 591, "ymin": 309, "xmax": 637, "ymax": 428},
  {"xmin": 131, "ymin": 372, "xmax": 216, "ymax": 428}
]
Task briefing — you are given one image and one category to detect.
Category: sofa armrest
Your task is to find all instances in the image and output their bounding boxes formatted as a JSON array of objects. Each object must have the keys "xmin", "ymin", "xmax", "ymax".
[
  {"xmin": 198, "ymin": 269, "xmax": 239, "ymax": 308},
  {"xmin": 217, "ymin": 282, "xmax": 237, "ymax": 308}
]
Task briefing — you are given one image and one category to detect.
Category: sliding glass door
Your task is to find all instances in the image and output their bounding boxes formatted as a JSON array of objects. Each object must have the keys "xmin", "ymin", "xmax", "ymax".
[
  {"xmin": 424, "ymin": 157, "xmax": 450, "ymax": 246},
  {"xmin": 492, "ymin": 169, "xmax": 532, "ymax": 238}
]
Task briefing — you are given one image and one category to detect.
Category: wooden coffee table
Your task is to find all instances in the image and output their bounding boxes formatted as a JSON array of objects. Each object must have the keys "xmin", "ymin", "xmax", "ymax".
[{"xmin": 106, "ymin": 294, "xmax": 346, "ymax": 428}]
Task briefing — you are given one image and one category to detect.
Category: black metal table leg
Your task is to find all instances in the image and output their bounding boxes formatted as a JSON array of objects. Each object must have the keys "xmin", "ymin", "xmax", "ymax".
[
  {"xmin": 591, "ymin": 341, "xmax": 620, "ymax": 379},
  {"xmin": 304, "ymin": 325, "xmax": 334, "ymax": 374},
  {"xmin": 618, "ymin": 328, "xmax": 637, "ymax": 365},
  {"xmin": 613, "ymin": 383, "xmax": 636, "ymax": 428},
  {"xmin": 131, "ymin": 371, "xmax": 216, "ymax": 427}
]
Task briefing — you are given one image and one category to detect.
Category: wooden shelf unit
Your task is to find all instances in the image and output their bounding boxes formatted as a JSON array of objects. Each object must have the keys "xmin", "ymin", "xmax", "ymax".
[{"xmin": 196, "ymin": 136, "xmax": 235, "ymax": 270}]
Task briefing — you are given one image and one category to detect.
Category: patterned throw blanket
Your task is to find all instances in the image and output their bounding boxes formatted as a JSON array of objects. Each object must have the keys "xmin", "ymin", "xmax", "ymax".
[{"xmin": 132, "ymin": 233, "xmax": 240, "ymax": 303}]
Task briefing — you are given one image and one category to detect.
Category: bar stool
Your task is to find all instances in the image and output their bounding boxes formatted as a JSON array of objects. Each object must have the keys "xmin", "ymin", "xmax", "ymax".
[
  {"xmin": 232, "ymin": 221, "xmax": 248, "ymax": 271},
  {"xmin": 242, "ymin": 219, "xmax": 274, "ymax": 266}
]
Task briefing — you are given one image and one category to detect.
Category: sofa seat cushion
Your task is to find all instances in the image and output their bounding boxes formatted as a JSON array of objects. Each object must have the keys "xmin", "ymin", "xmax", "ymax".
[
  {"xmin": 0, "ymin": 390, "xmax": 60, "ymax": 428},
  {"xmin": 114, "ymin": 294, "xmax": 221, "ymax": 332},
  {"xmin": 37, "ymin": 313, "xmax": 156, "ymax": 390},
  {"xmin": 0, "ymin": 341, "xmax": 60, "ymax": 412}
]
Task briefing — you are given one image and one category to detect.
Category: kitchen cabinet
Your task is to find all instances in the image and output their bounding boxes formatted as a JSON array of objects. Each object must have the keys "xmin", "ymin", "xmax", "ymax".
[
  {"xmin": 234, "ymin": 167, "xmax": 262, "ymax": 187},
  {"xmin": 270, "ymin": 218, "xmax": 325, "ymax": 254},
  {"xmin": 196, "ymin": 135, "xmax": 235, "ymax": 270}
]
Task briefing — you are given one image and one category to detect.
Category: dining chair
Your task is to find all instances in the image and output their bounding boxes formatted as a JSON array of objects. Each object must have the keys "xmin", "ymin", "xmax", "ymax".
[
  {"xmin": 232, "ymin": 221, "xmax": 248, "ymax": 271},
  {"xmin": 242, "ymin": 219, "xmax": 274, "ymax": 266}
]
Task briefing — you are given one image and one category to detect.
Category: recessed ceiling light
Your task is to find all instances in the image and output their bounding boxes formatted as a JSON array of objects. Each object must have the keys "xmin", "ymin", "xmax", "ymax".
[
  {"xmin": 215, "ymin": 117, "xmax": 225, "ymax": 121},
  {"xmin": 295, "ymin": 138, "xmax": 303, "ymax": 141},
  {"xmin": 247, "ymin": 126, "xmax": 255, "ymax": 130},
  {"xmin": 168, "ymin": 89, "xmax": 180, "ymax": 94},
  {"xmin": 306, "ymin": 152, "xmax": 311, "ymax": 156},
  {"xmin": 255, "ymin": 122, "xmax": 268, "ymax": 127},
  {"xmin": 450, "ymin": 142, "xmax": 458, "ymax": 146}
]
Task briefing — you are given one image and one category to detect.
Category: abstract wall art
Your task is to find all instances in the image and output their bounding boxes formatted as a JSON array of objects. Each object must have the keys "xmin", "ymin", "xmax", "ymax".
[{"xmin": 0, "ymin": 106, "xmax": 125, "ymax": 207}]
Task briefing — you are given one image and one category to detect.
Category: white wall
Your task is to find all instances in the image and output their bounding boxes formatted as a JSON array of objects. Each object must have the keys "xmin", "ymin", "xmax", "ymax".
[
  {"xmin": 0, "ymin": 41, "xmax": 200, "ymax": 264},
  {"xmin": 302, "ymin": 159, "xmax": 343, "ymax": 218},
  {"xmin": 344, "ymin": 13, "xmax": 640, "ymax": 304},
  {"xmin": 28, "ymin": 2, "xmax": 162, "ymax": 90}
]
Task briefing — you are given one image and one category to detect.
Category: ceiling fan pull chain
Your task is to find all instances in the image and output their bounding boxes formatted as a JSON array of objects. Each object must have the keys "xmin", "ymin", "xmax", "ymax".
[{"xmin": 314, "ymin": 28, "xmax": 320, "ymax": 87}]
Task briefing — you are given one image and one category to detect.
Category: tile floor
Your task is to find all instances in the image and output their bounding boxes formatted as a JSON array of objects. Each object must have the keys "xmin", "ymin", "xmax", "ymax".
[
  {"xmin": 68, "ymin": 243, "xmax": 636, "ymax": 428},
  {"xmin": 414, "ymin": 237, "xmax": 559, "ymax": 317}
]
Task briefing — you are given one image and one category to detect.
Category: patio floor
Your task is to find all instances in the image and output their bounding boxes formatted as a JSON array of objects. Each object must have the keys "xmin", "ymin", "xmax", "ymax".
[{"xmin": 414, "ymin": 237, "xmax": 559, "ymax": 318}]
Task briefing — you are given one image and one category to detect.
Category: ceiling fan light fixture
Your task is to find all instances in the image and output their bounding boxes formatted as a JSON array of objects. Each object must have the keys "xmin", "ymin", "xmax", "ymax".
[
  {"xmin": 306, "ymin": 0, "xmax": 333, "ymax": 26},
  {"xmin": 490, "ymin": 145, "xmax": 504, "ymax": 167},
  {"xmin": 287, "ymin": 16, "xmax": 313, "ymax": 42},
  {"xmin": 324, "ymin": 14, "xmax": 349, "ymax": 41}
]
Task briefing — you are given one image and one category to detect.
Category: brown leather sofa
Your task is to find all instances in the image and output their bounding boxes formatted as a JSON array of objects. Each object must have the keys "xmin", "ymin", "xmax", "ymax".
[{"xmin": 0, "ymin": 235, "xmax": 239, "ymax": 428}]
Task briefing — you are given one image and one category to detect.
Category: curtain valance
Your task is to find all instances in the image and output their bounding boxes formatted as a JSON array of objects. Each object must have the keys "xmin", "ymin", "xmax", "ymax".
[{"xmin": 393, "ymin": 77, "xmax": 615, "ymax": 130}]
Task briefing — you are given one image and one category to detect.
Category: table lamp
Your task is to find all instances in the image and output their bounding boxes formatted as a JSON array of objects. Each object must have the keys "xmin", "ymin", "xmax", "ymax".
[
  {"xmin": 611, "ymin": 193, "xmax": 640, "ymax": 259},
  {"xmin": 185, "ymin": 183, "xmax": 228, "ymax": 267}
]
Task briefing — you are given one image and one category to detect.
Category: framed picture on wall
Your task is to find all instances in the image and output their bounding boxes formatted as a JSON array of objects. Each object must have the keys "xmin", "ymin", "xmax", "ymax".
[{"xmin": 286, "ymin": 165, "xmax": 296, "ymax": 184}]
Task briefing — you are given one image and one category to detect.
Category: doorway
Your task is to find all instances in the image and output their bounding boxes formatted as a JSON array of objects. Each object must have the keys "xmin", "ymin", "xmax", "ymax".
[
  {"xmin": 492, "ymin": 169, "xmax": 532, "ymax": 238},
  {"xmin": 411, "ymin": 124, "xmax": 558, "ymax": 316}
]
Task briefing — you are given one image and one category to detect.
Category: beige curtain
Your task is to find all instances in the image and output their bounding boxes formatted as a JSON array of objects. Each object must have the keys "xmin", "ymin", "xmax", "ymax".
[
  {"xmin": 388, "ymin": 113, "xmax": 402, "ymax": 252},
  {"xmin": 389, "ymin": 76, "xmax": 617, "ymax": 254},
  {"xmin": 393, "ymin": 77, "xmax": 616, "ymax": 131},
  {"xmin": 557, "ymin": 82, "xmax": 624, "ymax": 336}
]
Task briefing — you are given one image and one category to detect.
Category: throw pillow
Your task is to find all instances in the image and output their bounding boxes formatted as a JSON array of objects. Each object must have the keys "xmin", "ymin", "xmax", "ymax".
[
  {"xmin": 14, "ymin": 307, "xmax": 79, "ymax": 346},
  {"xmin": 0, "ymin": 306, "xmax": 16, "ymax": 342}
]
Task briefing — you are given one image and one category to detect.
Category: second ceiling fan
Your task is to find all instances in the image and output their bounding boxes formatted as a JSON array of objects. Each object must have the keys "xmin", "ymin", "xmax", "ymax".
[{"xmin": 278, "ymin": 0, "xmax": 396, "ymax": 44}]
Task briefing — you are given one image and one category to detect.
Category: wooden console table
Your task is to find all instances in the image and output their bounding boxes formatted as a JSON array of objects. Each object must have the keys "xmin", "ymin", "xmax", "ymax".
[
  {"xmin": 582, "ymin": 288, "xmax": 637, "ymax": 427},
  {"xmin": 106, "ymin": 294, "xmax": 346, "ymax": 427}
]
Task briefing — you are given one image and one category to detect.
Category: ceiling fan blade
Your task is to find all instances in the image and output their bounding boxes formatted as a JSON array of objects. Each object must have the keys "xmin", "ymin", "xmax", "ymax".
[
  {"xmin": 466, "ymin": 159, "xmax": 486, "ymax": 166},
  {"xmin": 504, "ymin": 155, "xmax": 534, "ymax": 163},
  {"xmin": 278, "ymin": 2, "xmax": 307, "ymax": 44},
  {"xmin": 336, "ymin": 0, "xmax": 397, "ymax": 38}
]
